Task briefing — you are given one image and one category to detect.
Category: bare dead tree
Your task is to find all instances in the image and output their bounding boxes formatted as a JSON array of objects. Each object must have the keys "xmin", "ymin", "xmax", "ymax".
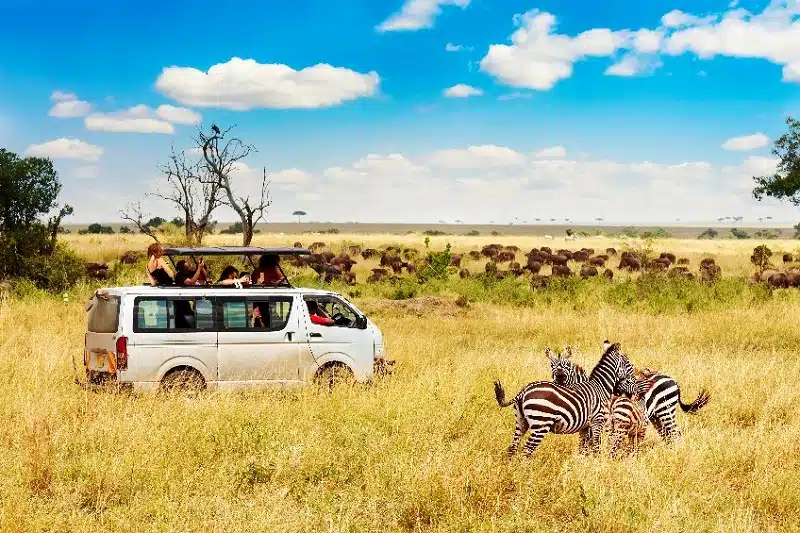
[
  {"xmin": 197, "ymin": 125, "xmax": 271, "ymax": 246},
  {"xmin": 120, "ymin": 201, "xmax": 160, "ymax": 242},
  {"xmin": 46, "ymin": 204, "xmax": 73, "ymax": 253},
  {"xmin": 155, "ymin": 145, "xmax": 223, "ymax": 245}
]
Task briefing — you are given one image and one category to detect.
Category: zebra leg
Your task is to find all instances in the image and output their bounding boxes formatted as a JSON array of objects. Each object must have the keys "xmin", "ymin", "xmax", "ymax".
[
  {"xmin": 507, "ymin": 407, "xmax": 529, "ymax": 456},
  {"xmin": 577, "ymin": 428, "xmax": 591, "ymax": 455},
  {"xmin": 589, "ymin": 418, "xmax": 605, "ymax": 454},
  {"xmin": 659, "ymin": 413, "xmax": 680, "ymax": 443},
  {"xmin": 522, "ymin": 424, "xmax": 553, "ymax": 457},
  {"xmin": 650, "ymin": 415, "xmax": 667, "ymax": 441}
]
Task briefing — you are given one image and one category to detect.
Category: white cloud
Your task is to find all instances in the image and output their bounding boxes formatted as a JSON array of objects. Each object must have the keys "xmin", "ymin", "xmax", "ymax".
[
  {"xmin": 443, "ymin": 84, "xmax": 483, "ymax": 98},
  {"xmin": 722, "ymin": 133, "xmax": 770, "ymax": 151},
  {"xmin": 72, "ymin": 165, "xmax": 99, "ymax": 179},
  {"xmin": 25, "ymin": 138, "xmax": 103, "ymax": 162},
  {"xmin": 376, "ymin": 0, "xmax": 470, "ymax": 32},
  {"xmin": 353, "ymin": 153, "xmax": 429, "ymax": 175},
  {"xmin": 445, "ymin": 42, "xmax": 463, "ymax": 52},
  {"xmin": 48, "ymin": 90, "xmax": 93, "ymax": 118},
  {"xmin": 533, "ymin": 145, "xmax": 567, "ymax": 159},
  {"xmin": 155, "ymin": 57, "xmax": 380, "ymax": 110},
  {"xmin": 427, "ymin": 145, "xmax": 526, "ymax": 168},
  {"xmin": 85, "ymin": 105, "xmax": 175, "ymax": 134},
  {"xmin": 268, "ymin": 168, "xmax": 313, "ymax": 189},
  {"xmin": 155, "ymin": 104, "xmax": 202, "ymax": 125},
  {"xmin": 480, "ymin": 10, "xmax": 630, "ymax": 90},
  {"xmin": 482, "ymin": 3, "xmax": 800, "ymax": 90}
]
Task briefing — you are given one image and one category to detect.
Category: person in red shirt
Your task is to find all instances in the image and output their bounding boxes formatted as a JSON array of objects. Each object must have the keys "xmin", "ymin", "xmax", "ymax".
[{"xmin": 306, "ymin": 300, "xmax": 334, "ymax": 326}]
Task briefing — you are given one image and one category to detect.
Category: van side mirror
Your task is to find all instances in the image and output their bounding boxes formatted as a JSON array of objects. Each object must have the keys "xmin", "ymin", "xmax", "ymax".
[{"xmin": 357, "ymin": 315, "xmax": 368, "ymax": 329}]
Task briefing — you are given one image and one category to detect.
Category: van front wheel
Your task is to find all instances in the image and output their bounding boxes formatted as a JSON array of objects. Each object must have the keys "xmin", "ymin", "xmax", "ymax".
[
  {"xmin": 161, "ymin": 368, "xmax": 206, "ymax": 395},
  {"xmin": 314, "ymin": 363, "xmax": 354, "ymax": 390}
]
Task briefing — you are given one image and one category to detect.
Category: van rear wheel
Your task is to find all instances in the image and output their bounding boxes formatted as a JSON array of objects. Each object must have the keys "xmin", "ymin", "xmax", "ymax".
[
  {"xmin": 161, "ymin": 368, "xmax": 206, "ymax": 395},
  {"xmin": 314, "ymin": 363, "xmax": 354, "ymax": 390}
]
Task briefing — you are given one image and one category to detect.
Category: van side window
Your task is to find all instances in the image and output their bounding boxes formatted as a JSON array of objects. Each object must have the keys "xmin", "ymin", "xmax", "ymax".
[
  {"xmin": 220, "ymin": 297, "xmax": 293, "ymax": 332},
  {"xmin": 134, "ymin": 297, "xmax": 214, "ymax": 332},
  {"xmin": 307, "ymin": 296, "xmax": 358, "ymax": 328}
]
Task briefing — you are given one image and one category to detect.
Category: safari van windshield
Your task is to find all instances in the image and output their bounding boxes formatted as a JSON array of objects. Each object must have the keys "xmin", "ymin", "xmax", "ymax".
[{"xmin": 87, "ymin": 294, "xmax": 120, "ymax": 333}]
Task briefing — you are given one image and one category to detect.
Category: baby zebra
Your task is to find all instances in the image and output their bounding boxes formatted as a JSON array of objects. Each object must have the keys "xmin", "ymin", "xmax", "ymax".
[
  {"xmin": 494, "ymin": 342, "xmax": 636, "ymax": 457},
  {"xmin": 550, "ymin": 345, "xmax": 711, "ymax": 443},
  {"xmin": 605, "ymin": 394, "xmax": 648, "ymax": 456}
]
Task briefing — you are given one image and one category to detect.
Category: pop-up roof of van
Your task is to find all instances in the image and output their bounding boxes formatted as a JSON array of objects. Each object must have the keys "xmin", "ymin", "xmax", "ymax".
[{"xmin": 163, "ymin": 246, "xmax": 311, "ymax": 256}]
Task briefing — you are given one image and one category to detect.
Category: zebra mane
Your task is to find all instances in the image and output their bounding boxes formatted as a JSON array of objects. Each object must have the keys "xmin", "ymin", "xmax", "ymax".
[
  {"xmin": 589, "ymin": 342, "xmax": 622, "ymax": 380},
  {"xmin": 574, "ymin": 363, "xmax": 587, "ymax": 378}
]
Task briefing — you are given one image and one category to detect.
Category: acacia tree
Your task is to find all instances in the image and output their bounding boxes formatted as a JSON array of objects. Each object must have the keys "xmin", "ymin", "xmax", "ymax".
[
  {"xmin": 198, "ymin": 125, "xmax": 271, "ymax": 246},
  {"xmin": 753, "ymin": 116, "xmax": 800, "ymax": 205},
  {"xmin": 293, "ymin": 210, "xmax": 307, "ymax": 223}
]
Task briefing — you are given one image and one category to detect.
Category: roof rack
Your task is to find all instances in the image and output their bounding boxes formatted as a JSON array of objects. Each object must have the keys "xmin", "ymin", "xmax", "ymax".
[{"xmin": 163, "ymin": 246, "xmax": 310, "ymax": 288}]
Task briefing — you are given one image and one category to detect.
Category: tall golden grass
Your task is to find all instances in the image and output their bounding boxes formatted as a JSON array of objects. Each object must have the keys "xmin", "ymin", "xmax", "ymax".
[{"xmin": 1, "ymin": 234, "xmax": 799, "ymax": 531}]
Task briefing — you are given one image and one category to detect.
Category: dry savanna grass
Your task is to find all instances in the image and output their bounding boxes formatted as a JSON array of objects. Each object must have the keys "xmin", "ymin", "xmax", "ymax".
[{"xmin": 1, "ymin": 234, "xmax": 799, "ymax": 531}]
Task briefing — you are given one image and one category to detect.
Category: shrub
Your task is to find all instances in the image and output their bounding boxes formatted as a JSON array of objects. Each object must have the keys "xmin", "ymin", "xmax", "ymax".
[
  {"xmin": 731, "ymin": 228, "xmax": 751, "ymax": 240},
  {"xmin": 220, "ymin": 222, "xmax": 243, "ymax": 235},
  {"xmin": 464, "ymin": 230, "xmax": 480, "ymax": 236},
  {"xmin": 13, "ymin": 245, "xmax": 85, "ymax": 293},
  {"xmin": 640, "ymin": 227, "xmax": 671, "ymax": 239},
  {"xmin": 423, "ymin": 230, "xmax": 448, "ymax": 236},
  {"xmin": 750, "ymin": 245, "xmax": 773, "ymax": 275},
  {"xmin": 417, "ymin": 243, "xmax": 452, "ymax": 282},
  {"xmin": 698, "ymin": 228, "xmax": 719, "ymax": 239},
  {"xmin": 86, "ymin": 223, "xmax": 114, "ymax": 234},
  {"xmin": 118, "ymin": 226, "xmax": 134, "ymax": 234}
]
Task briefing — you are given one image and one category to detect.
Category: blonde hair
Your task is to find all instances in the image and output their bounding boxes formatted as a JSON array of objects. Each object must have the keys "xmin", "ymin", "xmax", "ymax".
[{"xmin": 147, "ymin": 242, "xmax": 163, "ymax": 259}]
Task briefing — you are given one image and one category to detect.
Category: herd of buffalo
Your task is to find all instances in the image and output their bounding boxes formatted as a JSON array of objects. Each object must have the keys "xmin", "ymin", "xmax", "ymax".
[{"xmin": 81, "ymin": 241, "xmax": 800, "ymax": 289}]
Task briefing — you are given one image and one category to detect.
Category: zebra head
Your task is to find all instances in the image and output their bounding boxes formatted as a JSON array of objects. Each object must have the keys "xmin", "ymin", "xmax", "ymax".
[
  {"xmin": 548, "ymin": 346, "xmax": 587, "ymax": 386},
  {"xmin": 594, "ymin": 341, "xmax": 637, "ymax": 397},
  {"xmin": 546, "ymin": 346, "xmax": 571, "ymax": 386}
]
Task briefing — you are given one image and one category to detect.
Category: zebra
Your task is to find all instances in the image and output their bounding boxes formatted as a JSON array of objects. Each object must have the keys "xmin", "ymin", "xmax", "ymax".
[
  {"xmin": 604, "ymin": 394, "xmax": 648, "ymax": 456},
  {"xmin": 494, "ymin": 342, "xmax": 636, "ymax": 457},
  {"xmin": 550, "ymin": 347, "xmax": 711, "ymax": 443},
  {"xmin": 546, "ymin": 346, "xmax": 587, "ymax": 387}
]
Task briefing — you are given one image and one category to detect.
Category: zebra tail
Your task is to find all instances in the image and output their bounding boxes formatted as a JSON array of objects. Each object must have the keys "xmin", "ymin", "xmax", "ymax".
[
  {"xmin": 494, "ymin": 380, "xmax": 516, "ymax": 408},
  {"xmin": 679, "ymin": 388, "xmax": 711, "ymax": 414}
]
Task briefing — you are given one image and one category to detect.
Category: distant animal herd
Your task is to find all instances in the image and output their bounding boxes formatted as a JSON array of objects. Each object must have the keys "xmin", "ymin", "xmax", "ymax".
[{"xmin": 82, "ymin": 240, "xmax": 800, "ymax": 290}]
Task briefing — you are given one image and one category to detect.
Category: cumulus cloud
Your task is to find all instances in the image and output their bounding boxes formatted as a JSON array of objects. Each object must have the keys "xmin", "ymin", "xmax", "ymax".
[
  {"xmin": 49, "ymin": 90, "xmax": 93, "ymax": 118},
  {"xmin": 377, "ymin": 0, "xmax": 470, "ymax": 32},
  {"xmin": 155, "ymin": 57, "xmax": 380, "ymax": 110},
  {"xmin": 481, "ymin": 3, "xmax": 800, "ymax": 90},
  {"xmin": 155, "ymin": 104, "xmax": 202, "ymax": 125},
  {"xmin": 84, "ymin": 104, "xmax": 202, "ymax": 133},
  {"xmin": 443, "ymin": 84, "xmax": 483, "ymax": 98},
  {"xmin": 85, "ymin": 105, "xmax": 175, "ymax": 134},
  {"xmin": 722, "ymin": 133, "xmax": 770, "ymax": 151},
  {"xmin": 427, "ymin": 145, "xmax": 526, "ymax": 168},
  {"xmin": 25, "ymin": 138, "xmax": 103, "ymax": 162},
  {"xmin": 445, "ymin": 42, "xmax": 464, "ymax": 52},
  {"xmin": 532, "ymin": 145, "xmax": 567, "ymax": 159}
]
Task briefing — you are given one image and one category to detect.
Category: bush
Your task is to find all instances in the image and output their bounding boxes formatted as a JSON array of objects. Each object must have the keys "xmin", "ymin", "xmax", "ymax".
[
  {"xmin": 86, "ymin": 223, "xmax": 114, "ymax": 234},
  {"xmin": 417, "ymin": 244, "xmax": 452, "ymax": 282},
  {"xmin": 220, "ymin": 222, "xmax": 243, "ymax": 235},
  {"xmin": 640, "ymin": 227, "xmax": 672, "ymax": 239},
  {"xmin": 750, "ymin": 245, "xmax": 773, "ymax": 275},
  {"xmin": 698, "ymin": 228, "xmax": 718, "ymax": 239},
  {"xmin": 731, "ymin": 228, "xmax": 751, "ymax": 240},
  {"xmin": 118, "ymin": 226, "xmax": 134, "ymax": 234},
  {"xmin": 12, "ymin": 245, "xmax": 84, "ymax": 293},
  {"xmin": 423, "ymin": 230, "xmax": 448, "ymax": 236},
  {"xmin": 464, "ymin": 230, "xmax": 480, "ymax": 236}
]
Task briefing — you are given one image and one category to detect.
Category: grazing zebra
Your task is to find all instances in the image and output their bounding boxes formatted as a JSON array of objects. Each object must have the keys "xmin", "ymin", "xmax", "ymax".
[
  {"xmin": 605, "ymin": 394, "xmax": 648, "ymax": 456},
  {"xmin": 494, "ymin": 342, "xmax": 636, "ymax": 457},
  {"xmin": 551, "ymin": 349, "xmax": 711, "ymax": 443}
]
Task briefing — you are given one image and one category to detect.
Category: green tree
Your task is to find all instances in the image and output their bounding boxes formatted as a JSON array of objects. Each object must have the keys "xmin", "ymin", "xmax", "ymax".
[
  {"xmin": 293, "ymin": 210, "xmax": 307, "ymax": 223},
  {"xmin": 753, "ymin": 117, "xmax": 800, "ymax": 205},
  {"xmin": 0, "ymin": 149, "xmax": 80, "ymax": 289},
  {"xmin": 698, "ymin": 228, "xmax": 719, "ymax": 239},
  {"xmin": 730, "ymin": 228, "xmax": 751, "ymax": 240},
  {"xmin": 750, "ymin": 245, "xmax": 773, "ymax": 276}
]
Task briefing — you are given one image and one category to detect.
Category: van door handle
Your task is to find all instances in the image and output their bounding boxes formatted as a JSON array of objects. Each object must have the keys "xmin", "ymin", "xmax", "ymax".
[
  {"xmin": 285, "ymin": 332, "xmax": 294, "ymax": 341},
  {"xmin": 310, "ymin": 332, "xmax": 322, "ymax": 338}
]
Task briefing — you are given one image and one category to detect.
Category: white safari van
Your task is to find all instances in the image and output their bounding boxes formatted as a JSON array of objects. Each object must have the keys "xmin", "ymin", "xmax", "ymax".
[{"xmin": 79, "ymin": 247, "xmax": 388, "ymax": 392}]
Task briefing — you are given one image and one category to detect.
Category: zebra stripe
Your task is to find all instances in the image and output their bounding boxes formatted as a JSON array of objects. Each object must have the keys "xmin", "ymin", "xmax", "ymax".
[
  {"xmin": 552, "ymin": 355, "xmax": 711, "ymax": 443},
  {"xmin": 605, "ymin": 395, "xmax": 648, "ymax": 456},
  {"xmin": 494, "ymin": 342, "xmax": 635, "ymax": 457}
]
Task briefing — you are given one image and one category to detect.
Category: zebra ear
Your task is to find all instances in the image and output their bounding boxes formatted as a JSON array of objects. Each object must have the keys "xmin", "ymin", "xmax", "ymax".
[
  {"xmin": 545, "ymin": 347, "xmax": 556, "ymax": 362},
  {"xmin": 563, "ymin": 346, "xmax": 572, "ymax": 359},
  {"xmin": 602, "ymin": 339, "xmax": 611, "ymax": 351}
]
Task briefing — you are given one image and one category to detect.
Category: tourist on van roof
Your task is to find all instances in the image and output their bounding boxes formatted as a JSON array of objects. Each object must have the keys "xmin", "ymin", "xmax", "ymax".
[
  {"xmin": 252, "ymin": 253, "xmax": 286, "ymax": 285},
  {"xmin": 175, "ymin": 259, "xmax": 207, "ymax": 286},
  {"xmin": 146, "ymin": 243, "xmax": 174, "ymax": 286},
  {"xmin": 217, "ymin": 265, "xmax": 251, "ymax": 286}
]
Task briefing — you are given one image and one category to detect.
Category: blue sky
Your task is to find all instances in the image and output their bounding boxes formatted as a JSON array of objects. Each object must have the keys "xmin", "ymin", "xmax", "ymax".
[{"xmin": 2, "ymin": 0, "xmax": 800, "ymax": 224}]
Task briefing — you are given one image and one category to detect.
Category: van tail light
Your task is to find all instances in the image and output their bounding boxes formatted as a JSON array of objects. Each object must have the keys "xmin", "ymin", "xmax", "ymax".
[{"xmin": 115, "ymin": 336, "xmax": 128, "ymax": 371}]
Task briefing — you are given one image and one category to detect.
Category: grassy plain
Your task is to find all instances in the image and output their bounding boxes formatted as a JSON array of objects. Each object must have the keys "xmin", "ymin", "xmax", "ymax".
[{"xmin": 2, "ymin": 233, "xmax": 800, "ymax": 532}]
